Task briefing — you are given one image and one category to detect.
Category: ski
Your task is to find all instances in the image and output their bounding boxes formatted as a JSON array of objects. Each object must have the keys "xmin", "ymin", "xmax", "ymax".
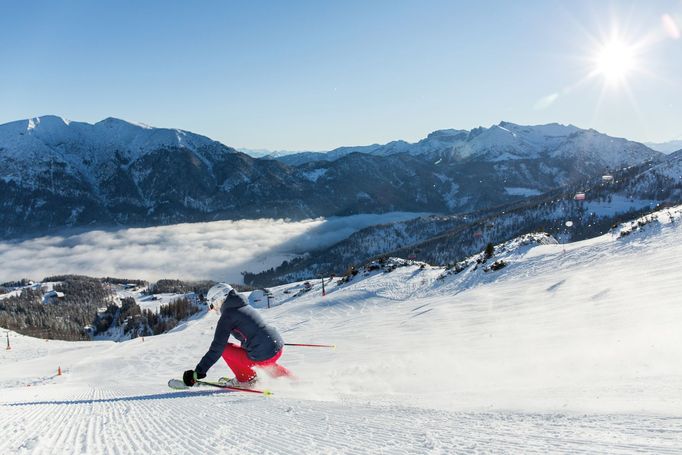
[{"xmin": 167, "ymin": 378, "xmax": 272, "ymax": 396}]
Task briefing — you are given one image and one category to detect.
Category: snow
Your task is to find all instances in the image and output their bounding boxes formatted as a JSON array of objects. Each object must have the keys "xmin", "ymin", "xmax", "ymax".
[
  {"xmin": 504, "ymin": 187, "xmax": 543, "ymax": 196},
  {"xmin": 582, "ymin": 195, "xmax": 657, "ymax": 217},
  {"xmin": 135, "ymin": 292, "xmax": 181, "ymax": 313},
  {"xmin": 1, "ymin": 206, "xmax": 682, "ymax": 452},
  {"xmin": 275, "ymin": 121, "xmax": 663, "ymax": 169},
  {"xmin": 0, "ymin": 115, "xmax": 221, "ymax": 183},
  {"xmin": 274, "ymin": 122, "xmax": 590, "ymax": 164},
  {"xmin": 647, "ymin": 152, "xmax": 682, "ymax": 180},
  {"xmin": 0, "ymin": 289, "xmax": 22, "ymax": 300},
  {"xmin": 301, "ymin": 168, "xmax": 327, "ymax": 182},
  {"xmin": 550, "ymin": 129, "xmax": 659, "ymax": 169}
]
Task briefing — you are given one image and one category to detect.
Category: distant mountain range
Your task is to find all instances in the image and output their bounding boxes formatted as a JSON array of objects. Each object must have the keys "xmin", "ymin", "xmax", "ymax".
[
  {"xmin": 0, "ymin": 115, "xmax": 665, "ymax": 238},
  {"xmin": 237, "ymin": 148, "xmax": 315, "ymax": 159},
  {"xmin": 644, "ymin": 140, "xmax": 682, "ymax": 154},
  {"xmin": 247, "ymin": 122, "xmax": 669, "ymax": 165},
  {"xmin": 245, "ymin": 152, "xmax": 682, "ymax": 286}
]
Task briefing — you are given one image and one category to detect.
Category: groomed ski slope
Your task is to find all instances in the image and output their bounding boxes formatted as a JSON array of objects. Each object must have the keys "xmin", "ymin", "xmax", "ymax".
[{"xmin": 2, "ymin": 207, "xmax": 682, "ymax": 454}]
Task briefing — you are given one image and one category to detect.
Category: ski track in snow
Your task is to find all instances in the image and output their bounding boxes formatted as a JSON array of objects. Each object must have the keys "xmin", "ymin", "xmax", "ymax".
[
  {"xmin": 2, "ymin": 388, "xmax": 681, "ymax": 454},
  {"xmin": 2, "ymin": 206, "xmax": 682, "ymax": 453}
]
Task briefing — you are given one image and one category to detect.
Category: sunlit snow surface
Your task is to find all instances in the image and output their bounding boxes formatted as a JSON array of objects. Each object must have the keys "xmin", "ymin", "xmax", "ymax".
[{"xmin": 2, "ymin": 207, "xmax": 682, "ymax": 453}]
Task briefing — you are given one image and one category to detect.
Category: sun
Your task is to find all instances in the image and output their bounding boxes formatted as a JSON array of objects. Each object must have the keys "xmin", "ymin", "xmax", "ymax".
[{"xmin": 592, "ymin": 38, "xmax": 637, "ymax": 86}]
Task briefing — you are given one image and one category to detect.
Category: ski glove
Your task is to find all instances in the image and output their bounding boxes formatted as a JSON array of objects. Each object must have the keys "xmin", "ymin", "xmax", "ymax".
[{"xmin": 183, "ymin": 369, "xmax": 206, "ymax": 386}]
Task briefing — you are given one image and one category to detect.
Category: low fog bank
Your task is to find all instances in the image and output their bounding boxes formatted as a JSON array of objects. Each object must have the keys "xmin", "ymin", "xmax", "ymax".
[{"xmin": 0, "ymin": 212, "xmax": 425, "ymax": 283}]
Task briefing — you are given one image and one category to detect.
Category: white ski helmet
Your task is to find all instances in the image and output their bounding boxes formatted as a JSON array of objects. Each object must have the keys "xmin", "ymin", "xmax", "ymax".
[{"xmin": 206, "ymin": 283, "xmax": 234, "ymax": 309}]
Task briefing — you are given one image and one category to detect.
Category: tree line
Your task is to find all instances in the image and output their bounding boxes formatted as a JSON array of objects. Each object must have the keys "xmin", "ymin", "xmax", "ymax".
[
  {"xmin": 0, "ymin": 277, "xmax": 112, "ymax": 341},
  {"xmin": 0, "ymin": 276, "xmax": 204, "ymax": 341}
]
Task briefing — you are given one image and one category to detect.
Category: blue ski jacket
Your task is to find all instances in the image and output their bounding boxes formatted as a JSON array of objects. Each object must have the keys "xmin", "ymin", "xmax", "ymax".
[{"xmin": 195, "ymin": 290, "xmax": 283, "ymax": 375}]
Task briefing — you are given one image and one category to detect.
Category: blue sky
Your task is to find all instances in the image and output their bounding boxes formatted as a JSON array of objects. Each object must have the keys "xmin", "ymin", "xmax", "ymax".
[{"xmin": 1, "ymin": 0, "xmax": 680, "ymax": 149}]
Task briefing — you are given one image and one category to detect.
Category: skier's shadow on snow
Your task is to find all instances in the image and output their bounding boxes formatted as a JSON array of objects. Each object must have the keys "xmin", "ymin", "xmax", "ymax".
[{"xmin": 2, "ymin": 389, "xmax": 247, "ymax": 407}]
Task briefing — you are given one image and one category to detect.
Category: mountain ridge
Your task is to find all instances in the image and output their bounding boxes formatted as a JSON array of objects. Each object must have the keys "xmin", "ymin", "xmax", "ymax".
[
  {"xmin": 645, "ymin": 139, "xmax": 682, "ymax": 154},
  {"xmin": 273, "ymin": 120, "xmax": 657, "ymax": 167},
  {"xmin": 0, "ymin": 115, "xmax": 664, "ymax": 238},
  {"xmin": 244, "ymin": 154, "xmax": 682, "ymax": 286}
]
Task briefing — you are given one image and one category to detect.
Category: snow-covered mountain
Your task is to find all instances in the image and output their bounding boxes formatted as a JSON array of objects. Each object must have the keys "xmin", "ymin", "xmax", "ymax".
[
  {"xmin": 0, "ymin": 116, "xmax": 664, "ymax": 238},
  {"xmin": 2, "ymin": 205, "xmax": 682, "ymax": 453},
  {"xmin": 277, "ymin": 121, "xmax": 659, "ymax": 167},
  {"xmin": 246, "ymin": 152, "xmax": 682, "ymax": 286},
  {"xmin": 237, "ymin": 147, "xmax": 316, "ymax": 159},
  {"xmin": 0, "ymin": 115, "xmax": 217, "ymax": 155},
  {"xmin": 645, "ymin": 139, "xmax": 682, "ymax": 154},
  {"xmin": 0, "ymin": 115, "xmax": 221, "ymax": 181}
]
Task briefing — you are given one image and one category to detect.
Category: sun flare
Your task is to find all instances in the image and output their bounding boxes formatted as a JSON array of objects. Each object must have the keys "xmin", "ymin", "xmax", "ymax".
[{"xmin": 593, "ymin": 38, "xmax": 637, "ymax": 86}]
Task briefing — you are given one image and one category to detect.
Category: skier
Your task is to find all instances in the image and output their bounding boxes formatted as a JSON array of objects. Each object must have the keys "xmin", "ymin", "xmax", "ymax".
[{"xmin": 183, "ymin": 283, "xmax": 291, "ymax": 388}]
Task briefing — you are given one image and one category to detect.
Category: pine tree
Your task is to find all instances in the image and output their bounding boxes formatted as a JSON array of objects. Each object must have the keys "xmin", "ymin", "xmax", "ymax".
[{"xmin": 484, "ymin": 242, "xmax": 494, "ymax": 258}]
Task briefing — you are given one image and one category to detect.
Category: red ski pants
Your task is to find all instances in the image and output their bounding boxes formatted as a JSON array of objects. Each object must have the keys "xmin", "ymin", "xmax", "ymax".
[{"xmin": 221, "ymin": 343, "xmax": 291, "ymax": 382}]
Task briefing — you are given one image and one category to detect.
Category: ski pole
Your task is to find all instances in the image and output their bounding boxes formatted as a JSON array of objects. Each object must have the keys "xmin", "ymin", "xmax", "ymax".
[
  {"xmin": 285, "ymin": 343, "xmax": 336, "ymax": 349},
  {"xmin": 197, "ymin": 380, "xmax": 272, "ymax": 395}
]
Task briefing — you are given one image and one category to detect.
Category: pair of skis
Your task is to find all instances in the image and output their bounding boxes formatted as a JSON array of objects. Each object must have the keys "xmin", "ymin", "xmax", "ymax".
[
  {"xmin": 168, "ymin": 341, "xmax": 335, "ymax": 395},
  {"xmin": 168, "ymin": 378, "xmax": 273, "ymax": 395}
]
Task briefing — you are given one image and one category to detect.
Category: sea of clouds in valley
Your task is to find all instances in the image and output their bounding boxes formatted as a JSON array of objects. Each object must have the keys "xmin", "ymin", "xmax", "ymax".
[{"xmin": 0, "ymin": 213, "xmax": 423, "ymax": 283}]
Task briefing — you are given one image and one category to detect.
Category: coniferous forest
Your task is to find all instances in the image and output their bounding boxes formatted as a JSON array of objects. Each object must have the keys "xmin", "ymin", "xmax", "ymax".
[{"xmin": 0, "ymin": 276, "xmax": 207, "ymax": 341}]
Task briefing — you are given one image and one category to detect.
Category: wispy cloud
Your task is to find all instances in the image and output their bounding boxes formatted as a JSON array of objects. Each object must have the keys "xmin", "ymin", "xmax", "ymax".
[
  {"xmin": 662, "ymin": 13, "xmax": 680, "ymax": 40},
  {"xmin": 0, "ymin": 213, "xmax": 422, "ymax": 284},
  {"xmin": 533, "ymin": 93, "xmax": 560, "ymax": 110}
]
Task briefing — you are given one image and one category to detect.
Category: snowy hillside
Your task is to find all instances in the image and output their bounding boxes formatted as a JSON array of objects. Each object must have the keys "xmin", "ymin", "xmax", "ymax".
[
  {"xmin": 0, "ymin": 115, "xmax": 221, "ymax": 183},
  {"xmin": 2, "ymin": 206, "xmax": 682, "ymax": 453},
  {"xmin": 0, "ymin": 115, "xmax": 217, "ymax": 156},
  {"xmin": 247, "ymin": 153, "xmax": 682, "ymax": 287}
]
